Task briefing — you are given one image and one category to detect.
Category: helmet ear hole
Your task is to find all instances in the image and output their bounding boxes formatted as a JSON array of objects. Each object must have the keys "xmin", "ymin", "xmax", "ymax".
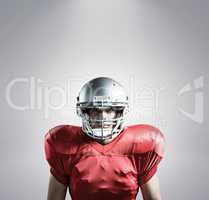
[
  {"xmin": 76, "ymin": 107, "xmax": 83, "ymax": 117},
  {"xmin": 76, "ymin": 107, "xmax": 79, "ymax": 115},
  {"xmin": 80, "ymin": 107, "xmax": 88, "ymax": 114},
  {"xmin": 116, "ymin": 109, "xmax": 123, "ymax": 118}
]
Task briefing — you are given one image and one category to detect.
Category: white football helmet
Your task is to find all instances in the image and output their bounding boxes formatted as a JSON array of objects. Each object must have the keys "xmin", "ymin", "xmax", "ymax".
[{"xmin": 76, "ymin": 77, "xmax": 129, "ymax": 141}]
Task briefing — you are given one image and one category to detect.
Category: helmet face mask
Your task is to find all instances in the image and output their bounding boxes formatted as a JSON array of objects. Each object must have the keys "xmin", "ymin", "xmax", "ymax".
[{"xmin": 76, "ymin": 77, "xmax": 129, "ymax": 141}]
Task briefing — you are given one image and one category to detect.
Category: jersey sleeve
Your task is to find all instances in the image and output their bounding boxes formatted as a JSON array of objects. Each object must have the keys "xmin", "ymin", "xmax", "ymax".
[
  {"xmin": 138, "ymin": 150, "xmax": 163, "ymax": 186},
  {"xmin": 134, "ymin": 125, "xmax": 165, "ymax": 186},
  {"xmin": 44, "ymin": 129, "xmax": 69, "ymax": 186}
]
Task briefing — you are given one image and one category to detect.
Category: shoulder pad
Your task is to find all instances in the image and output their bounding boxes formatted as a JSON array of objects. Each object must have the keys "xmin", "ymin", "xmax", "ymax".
[
  {"xmin": 129, "ymin": 124, "xmax": 165, "ymax": 157},
  {"xmin": 44, "ymin": 124, "xmax": 81, "ymax": 155}
]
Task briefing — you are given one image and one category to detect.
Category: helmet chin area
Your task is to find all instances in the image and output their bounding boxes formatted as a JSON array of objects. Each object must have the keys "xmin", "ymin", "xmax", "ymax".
[
  {"xmin": 82, "ymin": 117, "xmax": 124, "ymax": 141},
  {"xmin": 91, "ymin": 127, "xmax": 113, "ymax": 139}
]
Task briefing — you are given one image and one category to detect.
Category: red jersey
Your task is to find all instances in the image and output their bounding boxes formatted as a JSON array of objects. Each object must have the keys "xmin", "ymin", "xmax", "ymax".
[{"xmin": 44, "ymin": 124, "xmax": 165, "ymax": 200}]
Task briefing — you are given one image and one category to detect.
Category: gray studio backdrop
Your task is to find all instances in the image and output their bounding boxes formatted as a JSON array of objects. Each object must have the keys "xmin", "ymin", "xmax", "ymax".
[{"xmin": 0, "ymin": 0, "xmax": 208, "ymax": 199}]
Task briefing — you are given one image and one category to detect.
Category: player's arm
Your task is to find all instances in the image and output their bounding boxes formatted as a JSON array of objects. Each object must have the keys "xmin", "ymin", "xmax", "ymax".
[
  {"xmin": 140, "ymin": 173, "xmax": 161, "ymax": 200},
  {"xmin": 44, "ymin": 128, "xmax": 70, "ymax": 200},
  {"xmin": 47, "ymin": 173, "xmax": 68, "ymax": 200}
]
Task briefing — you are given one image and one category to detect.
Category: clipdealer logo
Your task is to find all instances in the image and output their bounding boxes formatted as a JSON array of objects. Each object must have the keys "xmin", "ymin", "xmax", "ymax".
[
  {"xmin": 4, "ymin": 76, "xmax": 204, "ymax": 124},
  {"xmin": 177, "ymin": 76, "xmax": 204, "ymax": 124},
  {"xmin": 5, "ymin": 77, "xmax": 79, "ymax": 119}
]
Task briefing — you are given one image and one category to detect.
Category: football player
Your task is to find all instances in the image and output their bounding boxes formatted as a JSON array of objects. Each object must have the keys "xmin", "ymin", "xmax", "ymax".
[{"xmin": 44, "ymin": 77, "xmax": 165, "ymax": 200}]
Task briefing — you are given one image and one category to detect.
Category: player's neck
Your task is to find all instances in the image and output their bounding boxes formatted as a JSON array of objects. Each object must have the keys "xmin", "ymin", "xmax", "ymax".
[{"xmin": 94, "ymin": 138, "xmax": 114, "ymax": 145}]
